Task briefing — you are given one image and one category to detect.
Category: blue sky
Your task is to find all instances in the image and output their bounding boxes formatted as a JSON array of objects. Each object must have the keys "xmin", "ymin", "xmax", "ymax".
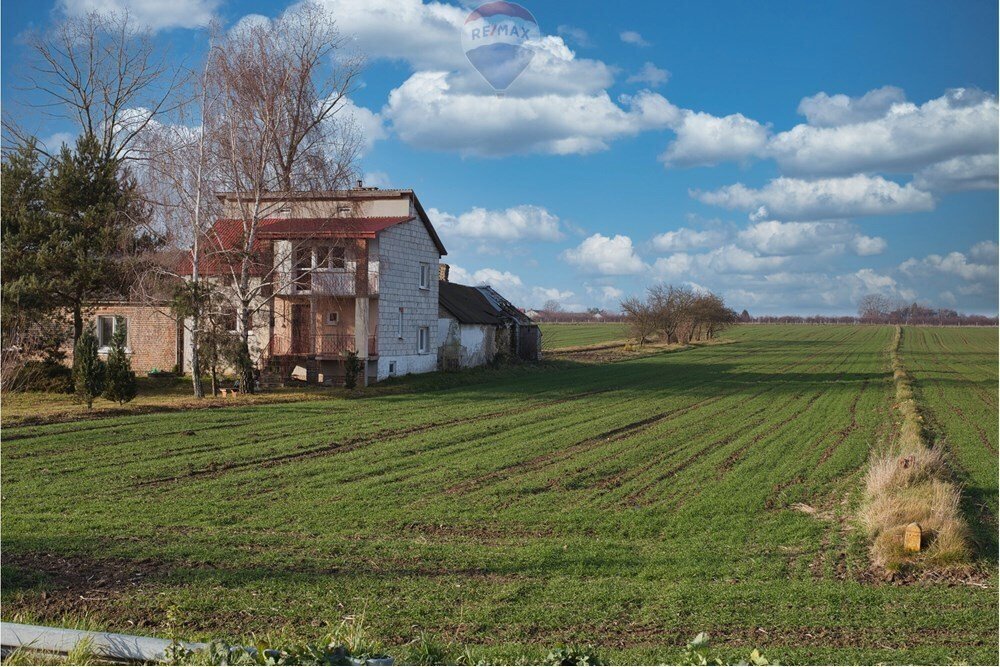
[{"xmin": 3, "ymin": 0, "xmax": 998, "ymax": 315}]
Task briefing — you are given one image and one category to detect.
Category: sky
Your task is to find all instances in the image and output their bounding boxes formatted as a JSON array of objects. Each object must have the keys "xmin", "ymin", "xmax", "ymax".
[{"xmin": 3, "ymin": 0, "xmax": 998, "ymax": 315}]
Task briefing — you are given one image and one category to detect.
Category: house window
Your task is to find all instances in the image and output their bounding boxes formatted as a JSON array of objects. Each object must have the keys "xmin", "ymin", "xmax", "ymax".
[
  {"xmin": 419, "ymin": 263, "xmax": 431, "ymax": 290},
  {"xmin": 221, "ymin": 306, "xmax": 238, "ymax": 332},
  {"xmin": 397, "ymin": 308, "xmax": 404, "ymax": 339},
  {"xmin": 96, "ymin": 315, "xmax": 126, "ymax": 349},
  {"xmin": 317, "ymin": 245, "xmax": 346, "ymax": 270},
  {"xmin": 293, "ymin": 247, "xmax": 312, "ymax": 292},
  {"xmin": 326, "ymin": 311, "xmax": 339, "ymax": 325},
  {"xmin": 388, "ymin": 361, "xmax": 397, "ymax": 375},
  {"xmin": 418, "ymin": 326, "xmax": 430, "ymax": 354}
]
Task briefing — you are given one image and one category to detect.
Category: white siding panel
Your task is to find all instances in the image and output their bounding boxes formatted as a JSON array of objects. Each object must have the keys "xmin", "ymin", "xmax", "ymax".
[{"xmin": 375, "ymin": 216, "xmax": 440, "ymax": 380}]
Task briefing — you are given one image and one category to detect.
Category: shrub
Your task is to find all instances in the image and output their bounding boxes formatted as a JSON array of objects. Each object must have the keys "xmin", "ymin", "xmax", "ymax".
[
  {"xmin": 13, "ymin": 359, "xmax": 73, "ymax": 393},
  {"xmin": 72, "ymin": 327, "xmax": 105, "ymax": 409},
  {"xmin": 103, "ymin": 318, "xmax": 137, "ymax": 405},
  {"xmin": 344, "ymin": 351, "xmax": 363, "ymax": 389}
]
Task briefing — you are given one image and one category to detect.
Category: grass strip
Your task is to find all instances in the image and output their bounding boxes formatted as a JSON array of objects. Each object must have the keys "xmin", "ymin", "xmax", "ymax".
[{"xmin": 859, "ymin": 326, "xmax": 972, "ymax": 574}]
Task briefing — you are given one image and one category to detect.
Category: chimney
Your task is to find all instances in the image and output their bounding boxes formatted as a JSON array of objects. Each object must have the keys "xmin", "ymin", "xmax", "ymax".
[
  {"xmin": 356, "ymin": 178, "xmax": 363, "ymax": 189},
  {"xmin": 439, "ymin": 263, "xmax": 450, "ymax": 282}
]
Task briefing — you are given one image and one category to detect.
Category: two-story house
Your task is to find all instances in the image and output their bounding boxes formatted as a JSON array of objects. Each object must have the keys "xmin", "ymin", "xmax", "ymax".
[
  {"xmin": 193, "ymin": 187, "xmax": 447, "ymax": 385},
  {"xmin": 72, "ymin": 186, "xmax": 536, "ymax": 387}
]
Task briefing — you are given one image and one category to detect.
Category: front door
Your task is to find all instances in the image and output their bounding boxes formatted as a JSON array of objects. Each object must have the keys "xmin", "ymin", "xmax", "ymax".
[{"xmin": 291, "ymin": 304, "xmax": 310, "ymax": 354}]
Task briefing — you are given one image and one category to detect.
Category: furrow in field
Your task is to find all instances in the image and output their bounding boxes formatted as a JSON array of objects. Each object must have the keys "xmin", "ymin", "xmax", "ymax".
[
  {"xmin": 131, "ymin": 388, "xmax": 616, "ymax": 487},
  {"xmin": 626, "ymin": 388, "xmax": 826, "ymax": 507}
]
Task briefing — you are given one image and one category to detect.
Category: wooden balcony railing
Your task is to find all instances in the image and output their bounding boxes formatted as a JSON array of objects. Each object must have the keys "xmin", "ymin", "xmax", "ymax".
[
  {"xmin": 270, "ymin": 332, "xmax": 377, "ymax": 358},
  {"xmin": 314, "ymin": 333, "xmax": 378, "ymax": 358}
]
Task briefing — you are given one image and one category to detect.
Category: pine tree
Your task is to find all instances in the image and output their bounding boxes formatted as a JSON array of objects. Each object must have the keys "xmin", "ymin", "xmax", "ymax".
[
  {"xmin": 2, "ymin": 132, "xmax": 155, "ymax": 346},
  {"xmin": 103, "ymin": 317, "xmax": 137, "ymax": 405},
  {"xmin": 73, "ymin": 326, "xmax": 106, "ymax": 409}
]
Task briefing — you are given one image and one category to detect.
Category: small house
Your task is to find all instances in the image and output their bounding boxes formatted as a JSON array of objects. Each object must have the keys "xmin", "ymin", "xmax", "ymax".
[{"xmin": 437, "ymin": 269, "xmax": 541, "ymax": 370}]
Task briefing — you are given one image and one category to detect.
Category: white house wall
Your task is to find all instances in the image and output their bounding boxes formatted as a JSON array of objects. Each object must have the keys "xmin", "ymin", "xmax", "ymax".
[{"xmin": 376, "ymin": 214, "xmax": 440, "ymax": 380}]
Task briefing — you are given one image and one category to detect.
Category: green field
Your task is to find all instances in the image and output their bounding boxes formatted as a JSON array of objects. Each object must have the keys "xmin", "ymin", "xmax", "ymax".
[
  {"xmin": 2, "ymin": 325, "xmax": 997, "ymax": 664},
  {"xmin": 540, "ymin": 322, "xmax": 630, "ymax": 349},
  {"xmin": 901, "ymin": 327, "xmax": 999, "ymax": 552}
]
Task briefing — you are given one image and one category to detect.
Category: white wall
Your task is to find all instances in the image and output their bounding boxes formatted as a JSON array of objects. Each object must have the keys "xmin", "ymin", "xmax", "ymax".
[
  {"xmin": 376, "ymin": 211, "xmax": 440, "ymax": 380},
  {"xmin": 438, "ymin": 315, "xmax": 495, "ymax": 368}
]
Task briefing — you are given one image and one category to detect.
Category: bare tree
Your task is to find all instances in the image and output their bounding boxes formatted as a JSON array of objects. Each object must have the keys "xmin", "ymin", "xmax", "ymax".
[
  {"xmin": 690, "ymin": 292, "xmax": 737, "ymax": 340},
  {"xmin": 137, "ymin": 50, "xmax": 221, "ymax": 398},
  {"xmin": 206, "ymin": 2, "xmax": 364, "ymax": 392},
  {"xmin": 858, "ymin": 293, "xmax": 892, "ymax": 323},
  {"xmin": 8, "ymin": 10, "xmax": 185, "ymax": 163},
  {"xmin": 648, "ymin": 284, "xmax": 695, "ymax": 344},
  {"xmin": 620, "ymin": 296, "xmax": 657, "ymax": 346}
]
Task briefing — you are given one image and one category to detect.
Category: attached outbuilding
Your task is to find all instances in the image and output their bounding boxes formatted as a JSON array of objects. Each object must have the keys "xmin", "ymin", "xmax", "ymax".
[{"xmin": 438, "ymin": 277, "xmax": 541, "ymax": 370}]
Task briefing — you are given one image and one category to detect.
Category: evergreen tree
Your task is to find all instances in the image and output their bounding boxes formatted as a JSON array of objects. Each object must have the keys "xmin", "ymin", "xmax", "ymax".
[
  {"xmin": 73, "ymin": 326, "xmax": 106, "ymax": 409},
  {"xmin": 2, "ymin": 133, "xmax": 155, "ymax": 346},
  {"xmin": 103, "ymin": 317, "xmax": 137, "ymax": 404},
  {"xmin": 1, "ymin": 141, "xmax": 67, "ymax": 349}
]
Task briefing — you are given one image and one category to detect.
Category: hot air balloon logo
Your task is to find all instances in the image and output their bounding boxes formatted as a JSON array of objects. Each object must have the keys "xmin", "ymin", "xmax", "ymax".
[{"xmin": 462, "ymin": 1, "xmax": 538, "ymax": 93}]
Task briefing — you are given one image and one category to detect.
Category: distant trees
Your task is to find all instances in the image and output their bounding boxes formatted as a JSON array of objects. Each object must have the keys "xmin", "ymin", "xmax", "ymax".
[
  {"xmin": 858, "ymin": 294, "xmax": 893, "ymax": 323},
  {"xmin": 620, "ymin": 297, "xmax": 658, "ymax": 345},
  {"xmin": 621, "ymin": 285, "xmax": 737, "ymax": 346}
]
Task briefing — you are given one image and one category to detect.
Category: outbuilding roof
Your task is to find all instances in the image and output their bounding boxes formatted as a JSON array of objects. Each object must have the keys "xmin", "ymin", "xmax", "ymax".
[
  {"xmin": 439, "ymin": 282, "xmax": 503, "ymax": 325},
  {"xmin": 439, "ymin": 281, "xmax": 536, "ymax": 326}
]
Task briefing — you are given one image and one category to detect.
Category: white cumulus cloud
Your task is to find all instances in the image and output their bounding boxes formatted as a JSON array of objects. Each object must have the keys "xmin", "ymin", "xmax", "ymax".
[
  {"xmin": 59, "ymin": 0, "xmax": 220, "ymax": 30},
  {"xmin": 385, "ymin": 72, "xmax": 676, "ymax": 156},
  {"xmin": 693, "ymin": 175, "xmax": 935, "ymax": 221},
  {"xmin": 627, "ymin": 62, "xmax": 670, "ymax": 87},
  {"xmin": 737, "ymin": 220, "xmax": 886, "ymax": 257},
  {"xmin": 650, "ymin": 227, "xmax": 726, "ymax": 252},
  {"xmin": 660, "ymin": 111, "xmax": 770, "ymax": 167},
  {"xmin": 561, "ymin": 233, "xmax": 648, "ymax": 275},
  {"xmin": 429, "ymin": 205, "xmax": 564, "ymax": 241},
  {"xmin": 619, "ymin": 30, "xmax": 650, "ymax": 47},
  {"xmin": 768, "ymin": 88, "xmax": 999, "ymax": 176},
  {"xmin": 913, "ymin": 154, "xmax": 999, "ymax": 192},
  {"xmin": 796, "ymin": 86, "xmax": 907, "ymax": 127}
]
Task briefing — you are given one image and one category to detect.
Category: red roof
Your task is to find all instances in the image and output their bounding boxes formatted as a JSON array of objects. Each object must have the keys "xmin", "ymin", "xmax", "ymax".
[{"xmin": 179, "ymin": 215, "xmax": 444, "ymax": 276}]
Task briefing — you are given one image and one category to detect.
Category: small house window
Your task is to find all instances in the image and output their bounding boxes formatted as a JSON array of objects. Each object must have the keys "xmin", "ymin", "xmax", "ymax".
[
  {"xmin": 419, "ymin": 263, "xmax": 431, "ymax": 290},
  {"xmin": 326, "ymin": 311, "xmax": 339, "ymax": 325},
  {"xmin": 418, "ymin": 326, "xmax": 430, "ymax": 354},
  {"xmin": 96, "ymin": 315, "xmax": 126, "ymax": 348},
  {"xmin": 397, "ymin": 308, "xmax": 404, "ymax": 339},
  {"xmin": 317, "ymin": 245, "xmax": 346, "ymax": 270},
  {"xmin": 388, "ymin": 361, "xmax": 397, "ymax": 375},
  {"xmin": 221, "ymin": 306, "xmax": 238, "ymax": 332}
]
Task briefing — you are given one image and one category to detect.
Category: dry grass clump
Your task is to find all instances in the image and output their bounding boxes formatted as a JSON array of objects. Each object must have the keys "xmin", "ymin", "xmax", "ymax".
[
  {"xmin": 864, "ymin": 447, "xmax": 946, "ymax": 498},
  {"xmin": 859, "ymin": 326, "xmax": 972, "ymax": 574}
]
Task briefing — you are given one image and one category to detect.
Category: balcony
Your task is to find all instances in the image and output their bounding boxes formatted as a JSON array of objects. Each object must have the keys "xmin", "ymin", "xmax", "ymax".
[
  {"xmin": 279, "ymin": 267, "xmax": 380, "ymax": 297},
  {"xmin": 271, "ymin": 332, "xmax": 377, "ymax": 358}
]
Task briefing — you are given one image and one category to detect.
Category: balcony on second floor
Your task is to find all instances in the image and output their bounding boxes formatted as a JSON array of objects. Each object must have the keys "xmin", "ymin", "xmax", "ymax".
[{"xmin": 281, "ymin": 266, "xmax": 380, "ymax": 297}]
